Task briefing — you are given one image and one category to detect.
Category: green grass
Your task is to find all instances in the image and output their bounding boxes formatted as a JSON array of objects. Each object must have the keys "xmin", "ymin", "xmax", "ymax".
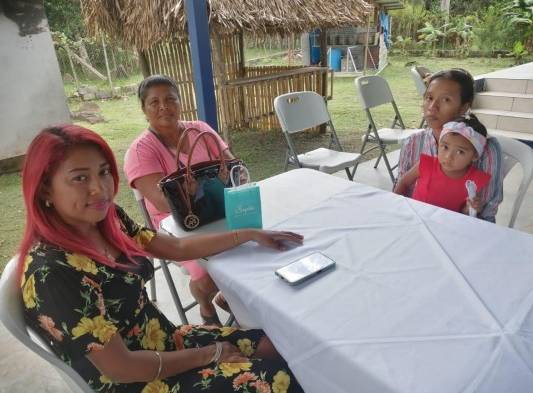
[{"xmin": 0, "ymin": 55, "xmax": 514, "ymax": 271}]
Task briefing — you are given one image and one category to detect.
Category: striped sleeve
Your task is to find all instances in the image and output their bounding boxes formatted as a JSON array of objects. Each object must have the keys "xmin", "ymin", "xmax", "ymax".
[{"xmin": 476, "ymin": 137, "xmax": 504, "ymax": 223}]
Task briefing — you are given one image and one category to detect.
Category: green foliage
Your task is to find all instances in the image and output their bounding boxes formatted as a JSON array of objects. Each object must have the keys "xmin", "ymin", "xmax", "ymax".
[
  {"xmin": 450, "ymin": 0, "xmax": 502, "ymax": 15},
  {"xmin": 393, "ymin": 36, "xmax": 414, "ymax": 56},
  {"xmin": 447, "ymin": 16, "xmax": 476, "ymax": 57},
  {"xmin": 44, "ymin": 0, "xmax": 84, "ymax": 40},
  {"xmin": 391, "ymin": 3, "xmax": 430, "ymax": 42},
  {"xmin": 504, "ymin": 0, "xmax": 533, "ymax": 25},
  {"xmin": 507, "ymin": 41, "xmax": 529, "ymax": 64},
  {"xmin": 417, "ymin": 21, "xmax": 446, "ymax": 56},
  {"xmin": 474, "ymin": 4, "xmax": 528, "ymax": 54}
]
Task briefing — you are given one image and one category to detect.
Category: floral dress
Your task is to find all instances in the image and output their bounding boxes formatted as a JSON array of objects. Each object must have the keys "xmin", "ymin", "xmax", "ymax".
[{"xmin": 21, "ymin": 206, "xmax": 303, "ymax": 393}]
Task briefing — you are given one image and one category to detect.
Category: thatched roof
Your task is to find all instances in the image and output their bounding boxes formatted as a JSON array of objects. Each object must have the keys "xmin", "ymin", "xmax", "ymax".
[{"xmin": 82, "ymin": 0, "xmax": 373, "ymax": 50}]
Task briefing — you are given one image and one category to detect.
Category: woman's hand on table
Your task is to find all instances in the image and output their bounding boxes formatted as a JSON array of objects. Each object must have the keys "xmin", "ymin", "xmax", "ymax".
[{"xmin": 249, "ymin": 230, "xmax": 304, "ymax": 251}]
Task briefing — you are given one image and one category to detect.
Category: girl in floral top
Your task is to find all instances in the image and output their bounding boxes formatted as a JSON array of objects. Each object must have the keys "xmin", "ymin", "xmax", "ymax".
[{"xmin": 19, "ymin": 125, "xmax": 304, "ymax": 393}]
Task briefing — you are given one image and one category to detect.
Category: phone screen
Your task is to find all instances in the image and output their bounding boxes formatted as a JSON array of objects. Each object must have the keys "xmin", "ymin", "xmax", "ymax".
[{"xmin": 275, "ymin": 252, "xmax": 335, "ymax": 285}]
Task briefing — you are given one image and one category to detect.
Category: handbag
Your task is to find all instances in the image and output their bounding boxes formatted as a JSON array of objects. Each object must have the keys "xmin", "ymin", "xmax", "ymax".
[
  {"xmin": 224, "ymin": 165, "xmax": 263, "ymax": 230},
  {"xmin": 158, "ymin": 128, "xmax": 242, "ymax": 231}
]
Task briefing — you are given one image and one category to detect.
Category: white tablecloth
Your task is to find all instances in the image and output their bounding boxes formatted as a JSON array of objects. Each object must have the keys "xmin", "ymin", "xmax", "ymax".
[{"xmin": 162, "ymin": 168, "xmax": 533, "ymax": 393}]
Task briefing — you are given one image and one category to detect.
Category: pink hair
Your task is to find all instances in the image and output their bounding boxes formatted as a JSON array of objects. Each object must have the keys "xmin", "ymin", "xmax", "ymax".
[{"xmin": 18, "ymin": 125, "xmax": 147, "ymax": 279}]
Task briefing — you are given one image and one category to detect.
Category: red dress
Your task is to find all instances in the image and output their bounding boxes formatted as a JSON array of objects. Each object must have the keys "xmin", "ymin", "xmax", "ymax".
[{"xmin": 412, "ymin": 154, "xmax": 491, "ymax": 213}]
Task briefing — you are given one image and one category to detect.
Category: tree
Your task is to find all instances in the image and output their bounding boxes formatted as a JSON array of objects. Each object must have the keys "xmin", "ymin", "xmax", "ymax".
[{"xmin": 43, "ymin": 0, "xmax": 84, "ymax": 40}]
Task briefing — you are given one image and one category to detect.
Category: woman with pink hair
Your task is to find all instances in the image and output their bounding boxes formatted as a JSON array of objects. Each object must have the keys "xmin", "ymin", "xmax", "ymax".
[{"xmin": 19, "ymin": 124, "xmax": 304, "ymax": 393}]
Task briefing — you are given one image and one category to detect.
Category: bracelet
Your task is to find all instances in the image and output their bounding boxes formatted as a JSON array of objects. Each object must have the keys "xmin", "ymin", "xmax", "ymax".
[
  {"xmin": 153, "ymin": 351, "xmax": 163, "ymax": 380},
  {"xmin": 233, "ymin": 230, "xmax": 239, "ymax": 246},
  {"xmin": 209, "ymin": 341, "xmax": 223, "ymax": 364}
]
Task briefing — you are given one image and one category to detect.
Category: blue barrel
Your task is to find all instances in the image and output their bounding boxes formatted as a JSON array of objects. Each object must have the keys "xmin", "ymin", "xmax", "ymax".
[
  {"xmin": 310, "ymin": 46, "xmax": 321, "ymax": 65},
  {"xmin": 328, "ymin": 48, "xmax": 342, "ymax": 71},
  {"xmin": 309, "ymin": 29, "xmax": 321, "ymax": 65}
]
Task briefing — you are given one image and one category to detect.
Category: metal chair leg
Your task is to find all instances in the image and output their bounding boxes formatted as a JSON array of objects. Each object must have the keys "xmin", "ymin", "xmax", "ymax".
[
  {"xmin": 149, "ymin": 275, "xmax": 157, "ymax": 302},
  {"xmin": 374, "ymin": 151, "xmax": 383, "ymax": 169},
  {"xmin": 157, "ymin": 258, "xmax": 198, "ymax": 325}
]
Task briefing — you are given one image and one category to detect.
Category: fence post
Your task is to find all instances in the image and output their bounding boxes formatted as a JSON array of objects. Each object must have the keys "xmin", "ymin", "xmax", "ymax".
[
  {"xmin": 138, "ymin": 50, "xmax": 151, "ymax": 78},
  {"xmin": 101, "ymin": 35, "xmax": 113, "ymax": 93},
  {"xmin": 65, "ymin": 44, "xmax": 80, "ymax": 89}
]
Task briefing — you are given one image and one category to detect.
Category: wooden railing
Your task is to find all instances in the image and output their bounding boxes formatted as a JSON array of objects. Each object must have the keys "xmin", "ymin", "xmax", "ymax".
[
  {"xmin": 220, "ymin": 66, "xmax": 333, "ymax": 131},
  {"xmin": 143, "ymin": 36, "xmax": 334, "ymax": 138}
]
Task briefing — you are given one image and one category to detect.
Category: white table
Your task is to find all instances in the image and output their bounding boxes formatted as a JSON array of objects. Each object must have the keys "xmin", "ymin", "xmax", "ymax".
[{"xmin": 162, "ymin": 168, "xmax": 533, "ymax": 393}]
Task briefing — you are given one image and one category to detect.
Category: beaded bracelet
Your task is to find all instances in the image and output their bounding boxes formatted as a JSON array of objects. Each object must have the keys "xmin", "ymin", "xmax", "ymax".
[
  {"xmin": 209, "ymin": 341, "xmax": 223, "ymax": 364},
  {"xmin": 153, "ymin": 351, "xmax": 163, "ymax": 380}
]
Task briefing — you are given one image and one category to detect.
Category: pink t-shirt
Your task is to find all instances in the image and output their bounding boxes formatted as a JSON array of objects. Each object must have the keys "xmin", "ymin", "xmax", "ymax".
[{"xmin": 124, "ymin": 120, "xmax": 229, "ymax": 229}]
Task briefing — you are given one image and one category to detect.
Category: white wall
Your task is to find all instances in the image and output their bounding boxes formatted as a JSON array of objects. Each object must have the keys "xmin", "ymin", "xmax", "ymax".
[{"xmin": 0, "ymin": 1, "xmax": 70, "ymax": 161}]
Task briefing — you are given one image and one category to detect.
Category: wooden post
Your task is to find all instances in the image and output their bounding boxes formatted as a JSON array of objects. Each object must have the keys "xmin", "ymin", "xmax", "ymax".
[
  {"xmin": 237, "ymin": 31, "xmax": 247, "ymax": 127},
  {"xmin": 319, "ymin": 28, "xmax": 328, "ymax": 134},
  {"xmin": 138, "ymin": 50, "xmax": 151, "ymax": 77},
  {"xmin": 211, "ymin": 34, "xmax": 230, "ymax": 143},
  {"xmin": 363, "ymin": 12, "xmax": 371, "ymax": 75},
  {"xmin": 65, "ymin": 44, "xmax": 80, "ymax": 89},
  {"xmin": 110, "ymin": 45, "xmax": 118, "ymax": 75},
  {"xmin": 184, "ymin": 0, "xmax": 219, "ymax": 131},
  {"xmin": 101, "ymin": 35, "xmax": 113, "ymax": 92}
]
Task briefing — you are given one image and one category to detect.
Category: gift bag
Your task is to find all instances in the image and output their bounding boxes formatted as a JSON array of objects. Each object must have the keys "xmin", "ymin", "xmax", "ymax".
[
  {"xmin": 159, "ymin": 128, "xmax": 242, "ymax": 231},
  {"xmin": 224, "ymin": 165, "xmax": 263, "ymax": 230}
]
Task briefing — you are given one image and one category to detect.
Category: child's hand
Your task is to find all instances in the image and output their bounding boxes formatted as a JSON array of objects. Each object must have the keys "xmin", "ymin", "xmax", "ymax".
[{"xmin": 463, "ymin": 196, "xmax": 483, "ymax": 215}]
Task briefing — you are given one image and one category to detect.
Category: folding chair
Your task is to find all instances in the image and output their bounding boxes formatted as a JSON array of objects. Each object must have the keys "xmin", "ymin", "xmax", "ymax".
[
  {"xmin": 410, "ymin": 66, "xmax": 431, "ymax": 128},
  {"xmin": 495, "ymin": 136, "xmax": 533, "ymax": 228},
  {"xmin": 353, "ymin": 75, "xmax": 423, "ymax": 183},
  {"xmin": 0, "ymin": 257, "xmax": 93, "ymax": 393},
  {"xmin": 274, "ymin": 91, "xmax": 361, "ymax": 180},
  {"xmin": 132, "ymin": 189, "xmax": 199, "ymax": 325}
]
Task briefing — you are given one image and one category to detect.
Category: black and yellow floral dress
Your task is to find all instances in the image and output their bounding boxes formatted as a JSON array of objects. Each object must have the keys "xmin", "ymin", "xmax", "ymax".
[{"xmin": 22, "ymin": 206, "xmax": 303, "ymax": 393}]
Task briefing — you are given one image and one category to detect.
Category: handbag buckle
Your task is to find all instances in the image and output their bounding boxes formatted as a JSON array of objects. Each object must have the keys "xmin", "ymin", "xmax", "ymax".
[{"xmin": 184, "ymin": 214, "xmax": 200, "ymax": 229}]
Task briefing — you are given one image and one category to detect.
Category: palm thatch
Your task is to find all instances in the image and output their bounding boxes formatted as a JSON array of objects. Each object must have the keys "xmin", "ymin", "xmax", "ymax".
[{"xmin": 82, "ymin": 0, "xmax": 372, "ymax": 50}]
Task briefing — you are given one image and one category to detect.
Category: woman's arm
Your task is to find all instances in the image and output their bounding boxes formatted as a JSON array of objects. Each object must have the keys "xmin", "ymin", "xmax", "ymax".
[
  {"xmin": 88, "ymin": 333, "xmax": 247, "ymax": 383},
  {"xmin": 393, "ymin": 163, "xmax": 420, "ymax": 196},
  {"xmin": 133, "ymin": 173, "xmax": 170, "ymax": 213},
  {"xmin": 146, "ymin": 229, "xmax": 303, "ymax": 262}
]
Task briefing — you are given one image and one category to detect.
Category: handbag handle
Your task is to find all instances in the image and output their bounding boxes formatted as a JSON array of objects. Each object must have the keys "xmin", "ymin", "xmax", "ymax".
[
  {"xmin": 181, "ymin": 131, "xmax": 227, "ymax": 215},
  {"xmin": 185, "ymin": 131, "xmax": 225, "ymax": 173},
  {"xmin": 175, "ymin": 127, "xmax": 216, "ymax": 169},
  {"xmin": 229, "ymin": 165, "xmax": 251, "ymax": 188}
]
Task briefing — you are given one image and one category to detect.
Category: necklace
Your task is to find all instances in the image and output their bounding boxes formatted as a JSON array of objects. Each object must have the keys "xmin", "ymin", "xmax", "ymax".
[
  {"xmin": 148, "ymin": 124, "xmax": 185, "ymax": 158},
  {"xmin": 102, "ymin": 243, "xmax": 115, "ymax": 261}
]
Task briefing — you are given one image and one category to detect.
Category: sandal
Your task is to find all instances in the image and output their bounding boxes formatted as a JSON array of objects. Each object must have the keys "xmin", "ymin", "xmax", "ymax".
[
  {"xmin": 200, "ymin": 312, "xmax": 222, "ymax": 327},
  {"xmin": 213, "ymin": 292, "xmax": 231, "ymax": 313}
]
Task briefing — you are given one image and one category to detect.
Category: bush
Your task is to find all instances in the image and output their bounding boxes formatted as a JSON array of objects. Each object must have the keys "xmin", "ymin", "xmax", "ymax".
[{"xmin": 473, "ymin": 5, "xmax": 526, "ymax": 54}]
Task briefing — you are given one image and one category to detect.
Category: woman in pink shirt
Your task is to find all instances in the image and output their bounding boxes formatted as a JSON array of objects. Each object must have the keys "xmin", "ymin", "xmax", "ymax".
[{"xmin": 124, "ymin": 75, "xmax": 233, "ymax": 325}]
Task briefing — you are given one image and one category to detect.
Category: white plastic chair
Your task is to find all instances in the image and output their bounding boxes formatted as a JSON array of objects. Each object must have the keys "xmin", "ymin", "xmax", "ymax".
[
  {"xmin": 132, "ymin": 189, "xmax": 199, "ymax": 324},
  {"xmin": 411, "ymin": 66, "xmax": 430, "ymax": 97},
  {"xmin": 495, "ymin": 136, "xmax": 533, "ymax": 228},
  {"xmin": 354, "ymin": 75, "xmax": 423, "ymax": 183},
  {"xmin": 410, "ymin": 66, "xmax": 431, "ymax": 128},
  {"xmin": 0, "ymin": 257, "xmax": 93, "ymax": 393},
  {"xmin": 274, "ymin": 91, "xmax": 361, "ymax": 180}
]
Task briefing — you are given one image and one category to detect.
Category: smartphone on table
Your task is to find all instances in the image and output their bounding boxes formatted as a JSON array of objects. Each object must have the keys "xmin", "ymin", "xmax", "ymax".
[{"xmin": 275, "ymin": 252, "xmax": 336, "ymax": 285}]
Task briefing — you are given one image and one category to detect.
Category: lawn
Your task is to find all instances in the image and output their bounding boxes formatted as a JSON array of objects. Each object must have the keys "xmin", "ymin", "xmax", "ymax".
[{"xmin": 0, "ymin": 55, "xmax": 514, "ymax": 271}]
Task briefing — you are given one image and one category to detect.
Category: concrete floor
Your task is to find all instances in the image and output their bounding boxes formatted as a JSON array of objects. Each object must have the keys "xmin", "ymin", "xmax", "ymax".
[{"xmin": 1, "ymin": 150, "xmax": 531, "ymax": 392}]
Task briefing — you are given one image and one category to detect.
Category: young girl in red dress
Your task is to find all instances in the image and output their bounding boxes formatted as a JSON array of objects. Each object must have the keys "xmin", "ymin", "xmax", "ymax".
[{"xmin": 394, "ymin": 115, "xmax": 491, "ymax": 217}]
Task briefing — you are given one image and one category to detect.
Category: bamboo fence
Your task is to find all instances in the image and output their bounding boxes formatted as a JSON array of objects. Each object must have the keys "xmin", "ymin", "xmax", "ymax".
[{"xmin": 141, "ymin": 34, "xmax": 331, "ymax": 141}]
